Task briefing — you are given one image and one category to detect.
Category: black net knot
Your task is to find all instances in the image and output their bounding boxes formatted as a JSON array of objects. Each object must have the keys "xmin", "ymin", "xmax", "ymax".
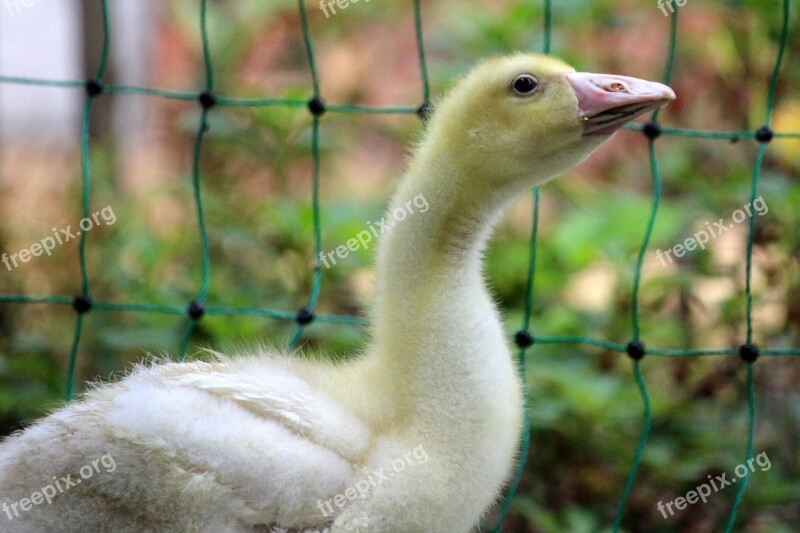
[
  {"xmin": 642, "ymin": 121, "xmax": 662, "ymax": 140},
  {"xmin": 626, "ymin": 340, "xmax": 646, "ymax": 360},
  {"xmin": 188, "ymin": 300, "xmax": 206, "ymax": 321},
  {"xmin": 296, "ymin": 307, "xmax": 316, "ymax": 325},
  {"xmin": 199, "ymin": 91, "xmax": 217, "ymax": 110},
  {"xmin": 755, "ymin": 126, "xmax": 773, "ymax": 143},
  {"xmin": 739, "ymin": 343, "xmax": 760, "ymax": 363},
  {"xmin": 417, "ymin": 102, "xmax": 433, "ymax": 121},
  {"xmin": 85, "ymin": 78, "xmax": 104, "ymax": 97},
  {"xmin": 514, "ymin": 330, "xmax": 534, "ymax": 349},
  {"xmin": 73, "ymin": 294, "xmax": 93, "ymax": 314},
  {"xmin": 308, "ymin": 97, "xmax": 326, "ymax": 117}
]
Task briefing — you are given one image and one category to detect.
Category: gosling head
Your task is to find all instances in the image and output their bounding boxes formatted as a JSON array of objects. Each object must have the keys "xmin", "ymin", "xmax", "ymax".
[{"xmin": 424, "ymin": 53, "xmax": 675, "ymax": 194}]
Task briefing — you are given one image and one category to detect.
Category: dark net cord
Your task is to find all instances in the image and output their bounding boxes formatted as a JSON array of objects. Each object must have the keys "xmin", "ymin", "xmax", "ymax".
[{"xmin": 0, "ymin": 1, "xmax": 799, "ymax": 532}]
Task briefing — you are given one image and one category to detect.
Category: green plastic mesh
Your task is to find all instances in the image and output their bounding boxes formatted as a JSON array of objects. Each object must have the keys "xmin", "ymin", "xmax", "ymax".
[{"xmin": 0, "ymin": 1, "xmax": 798, "ymax": 531}]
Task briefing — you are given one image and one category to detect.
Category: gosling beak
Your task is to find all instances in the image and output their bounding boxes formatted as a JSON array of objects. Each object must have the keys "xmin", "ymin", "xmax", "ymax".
[{"xmin": 565, "ymin": 72, "xmax": 676, "ymax": 136}]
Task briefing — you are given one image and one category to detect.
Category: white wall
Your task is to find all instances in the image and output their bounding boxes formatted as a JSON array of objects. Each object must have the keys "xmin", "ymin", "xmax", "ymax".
[
  {"xmin": 0, "ymin": 0, "xmax": 82, "ymax": 141},
  {"xmin": 0, "ymin": 0, "xmax": 156, "ymax": 143}
]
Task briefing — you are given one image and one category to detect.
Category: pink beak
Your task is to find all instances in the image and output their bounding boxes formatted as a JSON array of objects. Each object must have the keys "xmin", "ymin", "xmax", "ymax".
[{"xmin": 565, "ymin": 72, "xmax": 676, "ymax": 136}]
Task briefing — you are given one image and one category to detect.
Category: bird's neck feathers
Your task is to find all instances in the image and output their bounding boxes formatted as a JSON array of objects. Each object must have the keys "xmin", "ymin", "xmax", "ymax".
[
  {"xmin": 373, "ymin": 145, "xmax": 508, "ymax": 321},
  {"xmin": 368, "ymin": 132, "xmax": 522, "ymax": 381},
  {"xmin": 361, "ymin": 134, "xmax": 524, "ymax": 470}
]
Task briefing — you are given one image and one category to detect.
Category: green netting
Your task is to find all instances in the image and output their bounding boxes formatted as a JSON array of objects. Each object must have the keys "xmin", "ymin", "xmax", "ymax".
[{"xmin": 0, "ymin": 1, "xmax": 799, "ymax": 531}]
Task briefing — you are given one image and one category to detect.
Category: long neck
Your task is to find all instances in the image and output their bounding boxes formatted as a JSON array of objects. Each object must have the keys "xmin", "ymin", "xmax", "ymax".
[
  {"xmin": 344, "ymin": 144, "xmax": 527, "ymax": 529},
  {"xmin": 369, "ymin": 146, "xmax": 518, "ymax": 388}
]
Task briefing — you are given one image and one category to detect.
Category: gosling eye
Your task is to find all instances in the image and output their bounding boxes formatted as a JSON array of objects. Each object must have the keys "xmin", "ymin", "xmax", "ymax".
[{"xmin": 511, "ymin": 74, "xmax": 540, "ymax": 96}]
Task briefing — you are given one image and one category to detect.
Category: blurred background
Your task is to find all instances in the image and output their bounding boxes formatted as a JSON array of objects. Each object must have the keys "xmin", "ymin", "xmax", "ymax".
[{"xmin": 1, "ymin": 0, "xmax": 799, "ymax": 531}]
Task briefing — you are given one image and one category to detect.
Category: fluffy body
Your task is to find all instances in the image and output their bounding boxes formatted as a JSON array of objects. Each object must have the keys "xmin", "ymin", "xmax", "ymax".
[{"xmin": 0, "ymin": 54, "xmax": 647, "ymax": 532}]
